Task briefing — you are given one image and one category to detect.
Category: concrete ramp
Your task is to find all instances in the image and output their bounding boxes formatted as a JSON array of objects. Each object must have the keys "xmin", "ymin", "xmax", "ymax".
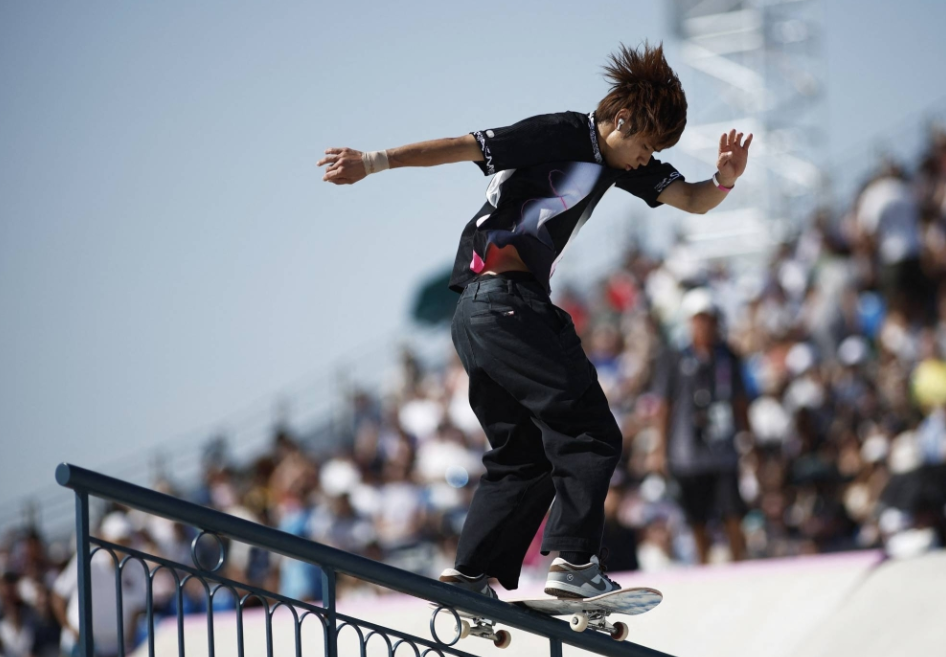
[
  {"xmin": 586, "ymin": 550, "xmax": 883, "ymax": 657},
  {"xmin": 138, "ymin": 549, "xmax": 946, "ymax": 656},
  {"xmin": 789, "ymin": 551, "xmax": 946, "ymax": 657}
]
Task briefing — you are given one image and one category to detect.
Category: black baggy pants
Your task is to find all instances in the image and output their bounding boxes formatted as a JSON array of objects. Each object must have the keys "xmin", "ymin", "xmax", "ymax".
[{"xmin": 451, "ymin": 271, "xmax": 622, "ymax": 590}]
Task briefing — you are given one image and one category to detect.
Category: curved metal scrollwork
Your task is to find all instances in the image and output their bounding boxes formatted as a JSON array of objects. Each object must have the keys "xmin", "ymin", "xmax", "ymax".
[
  {"xmin": 334, "ymin": 612, "xmax": 466, "ymax": 657},
  {"xmin": 420, "ymin": 649, "xmax": 447, "ymax": 657},
  {"xmin": 190, "ymin": 530, "xmax": 227, "ymax": 573},
  {"xmin": 366, "ymin": 629, "xmax": 394, "ymax": 656},
  {"xmin": 392, "ymin": 637, "xmax": 422, "ymax": 657},
  {"xmin": 83, "ymin": 523, "xmax": 477, "ymax": 657},
  {"xmin": 428, "ymin": 605, "xmax": 463, "ymax": 647},
  {"xmin": 337, "ymin": 621, "xmax": 368, "ymax": 657}
]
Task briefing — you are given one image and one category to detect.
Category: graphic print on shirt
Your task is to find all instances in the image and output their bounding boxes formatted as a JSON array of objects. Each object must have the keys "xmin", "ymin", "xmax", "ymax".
[
  {"xmin": 516, "ymin": 164, "xmax": 601, "ymax": 248},
  {"xmin": 472, "ymin": 161, "xmax": 605, "ymax": 275}
]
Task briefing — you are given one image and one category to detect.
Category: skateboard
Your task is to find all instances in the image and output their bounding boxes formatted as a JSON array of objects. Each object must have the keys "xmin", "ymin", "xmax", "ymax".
[{"xmin": 430, "ymin": 587, "xmax": 662, "ymax": 649}]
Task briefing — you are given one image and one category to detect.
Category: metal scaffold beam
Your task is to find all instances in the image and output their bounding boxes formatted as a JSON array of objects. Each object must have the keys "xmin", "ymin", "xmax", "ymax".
[{"xmin": 668, "ymin": 0, "xmax": 827, "ymax": 258}]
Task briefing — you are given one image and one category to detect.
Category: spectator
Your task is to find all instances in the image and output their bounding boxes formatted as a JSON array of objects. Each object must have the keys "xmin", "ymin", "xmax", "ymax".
[
  {"xmin": 1, "ymin": 571, "xmax": 38, "ymax": 657},
  {"xmin": 653, "ymin": 288, "xmax": 750, "ymax": 563},
  {"xmin": 854, "ymin": 162, "xmax": 928, "ymax": 321},
  {"xmin": 51, "ymin": 513, "xmax": 146, "ymax": 657}
]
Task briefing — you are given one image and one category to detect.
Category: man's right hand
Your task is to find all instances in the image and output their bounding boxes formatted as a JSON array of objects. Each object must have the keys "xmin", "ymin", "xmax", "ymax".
[{"xmin": 318, "ymin": 147, "xmax": 367, "ymax": 185}]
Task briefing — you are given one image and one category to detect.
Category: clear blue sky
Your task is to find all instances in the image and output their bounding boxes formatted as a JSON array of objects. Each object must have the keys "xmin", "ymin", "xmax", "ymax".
[{"xmin": 2, "ymin": 0, "xmax": 945, "ymax": 509}]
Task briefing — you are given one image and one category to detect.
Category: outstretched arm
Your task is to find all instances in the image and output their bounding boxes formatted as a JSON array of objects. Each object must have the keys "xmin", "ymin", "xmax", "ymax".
[
  {"xmin": 656, "ymin": 129, "xmax": 753, "ymax": 213},
  {"xmin": 318, "ymin": 134, "xmax": 483, "ymax": 185}
]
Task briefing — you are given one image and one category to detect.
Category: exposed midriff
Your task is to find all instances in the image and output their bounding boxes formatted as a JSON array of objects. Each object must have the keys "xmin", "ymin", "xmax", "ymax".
[{"xmin": 479, "ymin": 243, "xmax": 530, "ymax": 276}]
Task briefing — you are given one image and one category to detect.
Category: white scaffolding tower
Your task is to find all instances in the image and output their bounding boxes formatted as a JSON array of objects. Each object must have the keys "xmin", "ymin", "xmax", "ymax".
[{"xmin": 667, "ymin": 0, "xmax": 827, "ymax": 260}]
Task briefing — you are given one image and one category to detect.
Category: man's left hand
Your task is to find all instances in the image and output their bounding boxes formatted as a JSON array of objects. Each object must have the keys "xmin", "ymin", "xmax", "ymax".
[{"xmin": 716, "ymin": 129, "xmax": 753, "ymax": 186}]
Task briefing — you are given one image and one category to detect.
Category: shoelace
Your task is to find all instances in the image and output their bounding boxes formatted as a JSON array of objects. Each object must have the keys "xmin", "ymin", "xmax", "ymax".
[{"xmin": 597, "ymin": 547, "xmax": 620, "ymax": 588}]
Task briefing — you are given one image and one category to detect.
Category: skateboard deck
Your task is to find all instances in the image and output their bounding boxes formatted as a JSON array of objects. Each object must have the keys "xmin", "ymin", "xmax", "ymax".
[{"xmin": 513, "ymin": 586, "xmax": 663, "ymax": 616}]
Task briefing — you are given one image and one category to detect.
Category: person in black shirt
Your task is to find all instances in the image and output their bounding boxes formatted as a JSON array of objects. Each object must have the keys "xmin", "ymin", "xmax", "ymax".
[
  {"xmin": 653, "ymin": 288, "xmax": 750, "ymax": 564},
  {"xmin": 319, "ymin": 42, "xmax": 753, "ymax": 598}
]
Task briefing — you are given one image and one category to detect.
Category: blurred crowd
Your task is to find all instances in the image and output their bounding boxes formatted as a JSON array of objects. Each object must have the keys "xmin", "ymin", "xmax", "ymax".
[{"xmin": 3, "ymin": 128, "xmax": 946, "ymax": 655}]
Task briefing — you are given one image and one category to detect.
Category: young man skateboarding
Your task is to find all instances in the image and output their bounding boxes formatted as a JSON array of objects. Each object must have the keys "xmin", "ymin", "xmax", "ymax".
[{"xmin": 319, "ymin": 42, "xmax": 753, "ymax": 599}]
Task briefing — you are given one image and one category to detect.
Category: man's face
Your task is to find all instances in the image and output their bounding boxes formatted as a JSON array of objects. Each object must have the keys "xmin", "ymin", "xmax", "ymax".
[
  {"xmin": 690, "ymin": 313, "xmax": 717, "ymax": 346},
  {"xmin": 602, "ymin": 111, "xmax": 658, "ymax": 171}
]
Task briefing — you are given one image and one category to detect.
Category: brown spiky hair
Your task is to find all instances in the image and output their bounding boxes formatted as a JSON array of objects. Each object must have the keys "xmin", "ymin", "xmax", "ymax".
[{"xmin": 596, "ymin": 41, "xmax": 687, "ymax": 150}]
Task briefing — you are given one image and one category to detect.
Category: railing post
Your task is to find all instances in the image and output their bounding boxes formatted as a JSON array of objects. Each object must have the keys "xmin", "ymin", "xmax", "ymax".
[
  {"xmin": 550, "ymin": 637, "xmax": 563, "ymax": 657},
  {"xmin": 322, "ymin": 567, "xmax": 337, "ymax": 657},
  {"xmin": 75, "ymin": 491, "xmax": 95, "ymax": 657}
]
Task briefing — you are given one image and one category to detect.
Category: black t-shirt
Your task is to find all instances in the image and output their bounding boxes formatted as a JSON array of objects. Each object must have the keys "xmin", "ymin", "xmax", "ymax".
[{"xmin": 448, "ymin": 111, "xmax": 684, "ymax": 295}]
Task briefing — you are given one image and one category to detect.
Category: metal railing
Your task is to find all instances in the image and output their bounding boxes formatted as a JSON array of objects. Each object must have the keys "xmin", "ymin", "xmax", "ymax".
[{"xmin": 56, "ymin": 463, "xmax": 673, "ymax": 657}]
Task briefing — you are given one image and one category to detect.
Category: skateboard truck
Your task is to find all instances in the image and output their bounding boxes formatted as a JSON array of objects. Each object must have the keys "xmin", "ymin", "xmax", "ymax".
[
  {"xmin": 569, "ymin": 610, "xmax": 630, "ymax": 641},
  {"xmin": 458, "ymin": 616, "xmax": 512, "ymax": 648},
  {"xmin": 429, "ymin": 604, "xmax": 512, "ymax": 649}
]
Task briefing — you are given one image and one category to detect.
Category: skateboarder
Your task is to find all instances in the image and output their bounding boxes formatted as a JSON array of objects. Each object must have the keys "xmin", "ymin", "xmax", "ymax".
[{"xmin": 319, "ymin": 42, "xmax": 753, "ymax": 599}]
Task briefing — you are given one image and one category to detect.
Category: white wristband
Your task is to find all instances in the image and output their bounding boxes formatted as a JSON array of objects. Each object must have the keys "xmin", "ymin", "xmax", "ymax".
[{"xmin": 362, "ymin": 150, "xmax": 390, "ymax": 175}]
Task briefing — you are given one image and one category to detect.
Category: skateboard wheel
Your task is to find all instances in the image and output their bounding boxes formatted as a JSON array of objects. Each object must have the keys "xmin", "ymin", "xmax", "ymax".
[
  {"xmin": 458, "ymin": 620, "xmax": 471, "ymax": 639},
  {"xmin": 570, "ymin": 612, "xmax": 589, "ymax": 632},
  {"xmin": 493, "ymin": 629, "xmax": 512, "ymax": 649},
  {"xmin": 610, "ymin": 621, "xmax": 629, "ymax": 641}
]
